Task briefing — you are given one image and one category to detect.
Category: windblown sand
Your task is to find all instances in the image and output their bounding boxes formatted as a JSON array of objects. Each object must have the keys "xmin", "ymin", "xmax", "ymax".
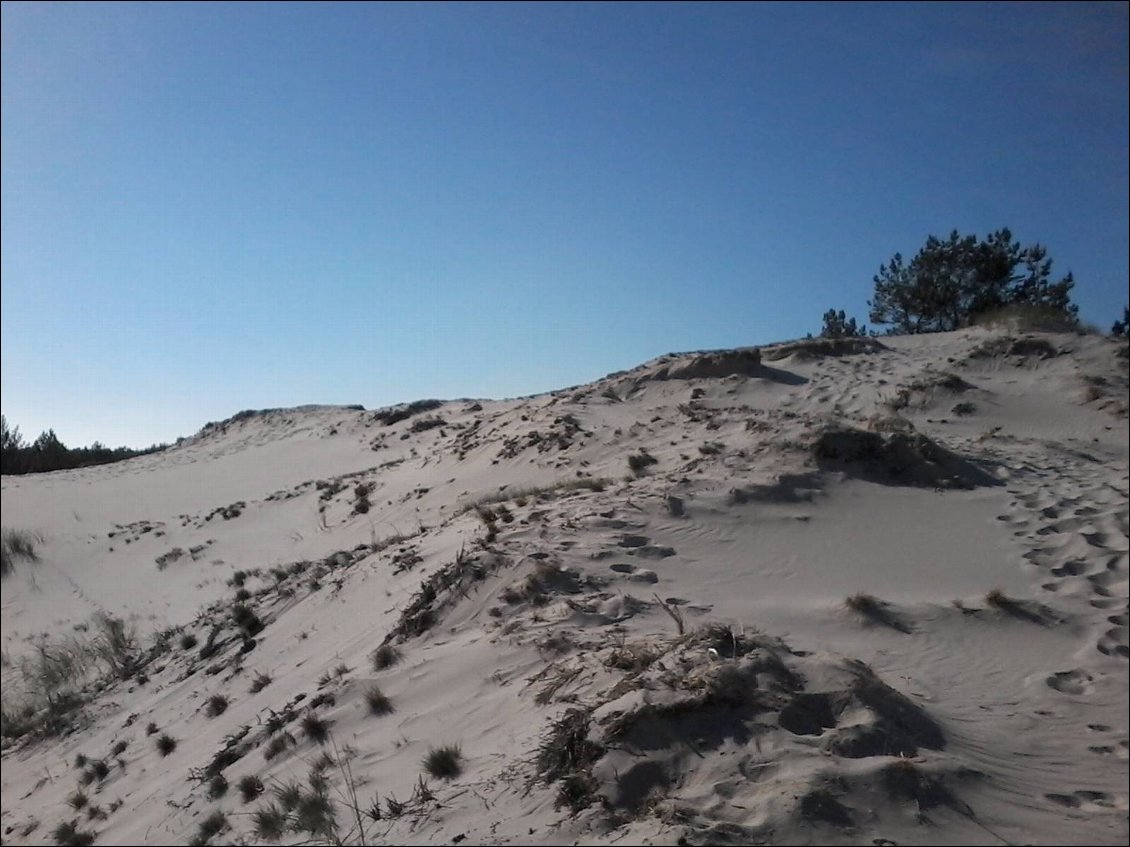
[{"xmin": 2, "ymin": 327, "xmax": 1127, "ymax": 845}]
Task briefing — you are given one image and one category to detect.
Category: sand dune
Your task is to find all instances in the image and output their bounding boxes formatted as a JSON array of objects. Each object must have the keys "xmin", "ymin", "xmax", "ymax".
[{"xmin": 2, "ymin": 327, "xmax": 1127, "ymax": 846}]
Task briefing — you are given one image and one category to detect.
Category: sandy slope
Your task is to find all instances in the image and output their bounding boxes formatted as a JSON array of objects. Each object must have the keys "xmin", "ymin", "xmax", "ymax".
[{"xmin": 1, "ymin": 327, "xmax": 1127, "ymax": 846}]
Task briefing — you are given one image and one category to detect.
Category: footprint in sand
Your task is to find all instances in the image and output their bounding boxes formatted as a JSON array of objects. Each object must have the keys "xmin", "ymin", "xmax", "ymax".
[
  {"xmin": 1050, "ymin": 560, "xmax": 1087, "ymax": 577},
  {"xmin": 1096, "ymin": 626, "xmax": 1128, "ymax": 658},
  {"xmin": 609, "ymin": 563, "xmax": 658, "ymax": 584},
  {"xmin": 1045, "ymin": 669, "xmax": 1095, "ymax": 695},
  {"xmin": 1044, "ymin": 790, "xmax": 1126, "ymax": 812}
]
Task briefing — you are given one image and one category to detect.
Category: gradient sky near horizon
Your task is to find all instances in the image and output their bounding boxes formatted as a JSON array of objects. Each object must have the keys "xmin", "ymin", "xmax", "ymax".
[{"xmin": 2, "ymin": 2, "xmax": 1127, "ymax": 449}]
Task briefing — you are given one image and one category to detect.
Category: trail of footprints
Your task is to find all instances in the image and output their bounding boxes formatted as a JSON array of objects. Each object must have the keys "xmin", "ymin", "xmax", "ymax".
[
  {"xmin": 998, "ymin": 459, "xmax": 1129, "ymax": 816},
  {"xmin": 1000, "ymin": 464, "xmax": 1129, "ymax": 663}
]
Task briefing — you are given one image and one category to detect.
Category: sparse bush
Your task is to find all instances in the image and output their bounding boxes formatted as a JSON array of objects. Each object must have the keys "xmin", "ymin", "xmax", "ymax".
[
  {"xmin": 155, "ymin": 733, "xmax": 177, "ymax": 756},
  {"xmin": 627, "ymin": 451, "xmax": 657, "ymax": 476},
  {"xmin": 264, "ymin": 732, "xmax": 294, "ymax": 761},
  {"xmin": 249, "ymin": 671, "xmax": 272, "ymax": 693},
  {"xmin": 193, "ymin": 810, "xmax": 228, "ymax": 844},
  {"xmin": 109, "ymin": 739, "xmax": 127, "ymax": 757},
  {"xmin": 238, "ymin": 774, "xmax": 265, "ymax": 803},
  {"xmin": 67, "ymin": 790, "xmax": 89, "ymax": 810},
  {"xmin": 422, "ymin": 744, "xmax": 462, "ymax": 780},
  {"xmin": 204, "ymin": 694, "xmax": 228, "ymax": 718},
  {"xmin": 301, "ymin": 712, "xmax": 330, "ymax": 745},
  {"xmin": 207, "ymin": 774, "xmax": 228, "ymax": 800},
  {"xmin": 364, "ymin": 685, "xmax": 393, "ymax": 716},
  {"xmin": 371, "ymin": 644, "xmax": 400, "ymax": 671},
  {"xmin": 1, "ymin": 528, "xmax": 43, "ymax": 578},
  {"xmin": 820, "ymin": 308, "xmax": 867, "ymax": 339},
  {"xmin": 90, "ymin": 612, "xmax": 138, "ymax": 679},
  {"xmin": 252, "ymin": 803, "xmax": 288, "ymax": 842},
  {"xmin": 230, "ymin": 604, "xmax": 263, "ymax": 636},
  {"xmin": 51, "ymin": 820, "xmax": 96, "ymax": 846},
  {"xmin": 179, "ymin": 633, "xmax": 198, "ymax": 650}
]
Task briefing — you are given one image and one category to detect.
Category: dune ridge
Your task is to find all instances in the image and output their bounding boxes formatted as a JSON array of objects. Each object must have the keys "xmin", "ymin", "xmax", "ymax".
[{"xmin": 2, "ymin": 327, "xmax": 1127, "ymax": 846}]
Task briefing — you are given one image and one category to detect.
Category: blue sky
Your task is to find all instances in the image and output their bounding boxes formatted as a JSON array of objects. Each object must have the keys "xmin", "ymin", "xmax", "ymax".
[{"xmin": 2, "ymin": 2, "xmax": 1127, "ymax": 448}]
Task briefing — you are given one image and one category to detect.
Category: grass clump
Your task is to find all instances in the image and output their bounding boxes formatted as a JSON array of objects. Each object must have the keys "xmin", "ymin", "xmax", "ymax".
[
  {"xmin": 155, "ymin": 733, "xmax": 177, "ymax": 756},
  {"xmin": 238, "ymin": 774, "xmax": 265, "ymax": 803},
  {"xmin": 252, "ymin": 803, "xmax": 288, "ymax": 842},
  {"xmin": 371, "ymin": 644, "xmax": 400, "ymax": 671},
  {"xmin": 192, "ymin": 810, "xmax": 228, "ymax": 845},
  {"xmin": 204, "ymin": 694, "xmax": 228, "ymax": 718},
  {"xmin": 627, "ymin": 451, "xmax": 658, "ymax": 476},
  {"xmin": 422, "ymin": 744, "xmax": 462, "ymax": 780},
  {"xmin": 264, "ymin": 732, "xmax": 294, "ymax": 761},
  {"xmin": 1, "ymin": 528, "xmax": 44, "ymax": 578},
  {"xmin": 207, "ymin": 774, "xmax": 228, "ymax": 800},
  {"xmin": 301, "ymin": 712, "xmax": 331, "ymax": 745},
  {"xmin": 51, "ymin": 820, "xmax": 96, "ymax": 846},
  {"xmin": 249, "ymin": 670, "xmax": 273, "ymax": 693},
  {"xmin": 363, "ymin": 684, "xmax": 394, "ymax": 716}
]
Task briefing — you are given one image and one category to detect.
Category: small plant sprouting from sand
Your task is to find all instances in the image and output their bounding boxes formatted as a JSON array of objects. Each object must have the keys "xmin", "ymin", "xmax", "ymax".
[
  {"xmin": 422, "ymin": 744, "xmax": 463, "ymax": 780},
  {"xmin": 653, "ymin": 593, "xmax": 685, "ymax": 635},
  {"xmin": 155, "ymin": 733, "xmax": 177, "ymax": 756},
  {"xmin": 844, "ymin": 593, "xmax": 913, "ymax": 633},
  {"xmin": 1, "ymin": 528, "xmax": 44, "ymax": 578},
  {"xmin": 985, "ymin": 588, "xmax": 1010, "ymax": 609},
  {"xmin": 66, "ymin": 789, "xmax": 89, "ymax": 811},
  {"xmin": 249, "ymin": 670, "xmax": 273, "ymax": 693},
  {"xmin": 371, "ymin": 643, "xmax": 400, "ymax": 671}
]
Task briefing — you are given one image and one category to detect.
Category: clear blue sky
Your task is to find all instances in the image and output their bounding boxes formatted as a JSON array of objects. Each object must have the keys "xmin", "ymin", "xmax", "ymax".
[{"xmin": 3, "ymin": 2, "xmax": 1127, "ymax": 448}]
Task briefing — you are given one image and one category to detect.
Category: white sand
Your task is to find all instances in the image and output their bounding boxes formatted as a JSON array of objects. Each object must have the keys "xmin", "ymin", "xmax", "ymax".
[{"xmin": 2, "ymin": 327, "xmax": 1127, "ymax": 846}]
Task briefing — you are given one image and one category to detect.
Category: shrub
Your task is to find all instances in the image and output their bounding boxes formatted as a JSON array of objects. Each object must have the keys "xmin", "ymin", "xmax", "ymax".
[
  {"xmin": 207, "ymin": 774, "xmax": 228, "ymax": 800},
  {"xmin": 249, "ymin": 671, "xmax": 272, "ymax": 693},
  {"xmin": 67, "ymin": 790, "xmax": 89, "ymax": 810},
  {"xmin": 264, "ymin": 732, "xmax": 294, "ymax": 761},
  {"xmin": 1, "ymin": 528, "xmax": 43, "ymax": 578},
  {"xmin": 301, "ymin": 712, "xmax": 330, "ymax": 745},
  {"xmin": 627, "ymin": 451, "xmax": 657, "ymax": 475},
  {"xmin": 371, "ymin": 644, "xmax": 400, "ymax": 671},
  {"xmin": 179, "ymin": 633, "xmax": 198, "ymax": 651},
  {"xmin": 364, "ymin": 685, "xmax": 393, "ymax": 716},
  {"xmin": 51, "ymin": 820, "xmax": 96, "ymax": 846},
  {"xmin": 238, "ymin": 774, "xmax": 265, "ymax": 803},
  {"xmin": 155, "ymin": 733, "xmax": 177, "ymax": 756},
  {"xmin": 230, "ymin": 604, "xmax": 263, "ymax": 636},
  {"xmin": 252, "ymin": 803, "xmax": 288, "ymax": 842},
  {"xmin": 820, "ymin": 308, "xmax": 867, "ymax": 338},
  {"xmin": 90, "ymin": 612, "xmax": 138, "ymax": 679},
  {"xmin": 422, "ymin": 744, "xmax": 463, "ymax": 780},
  {"xmin": 194, "ymin": 810, "xmax": 228, "ymax": 843},
  {"xmin": 204, "ymin": 694, "xmax": 228, "ymax": 718}
]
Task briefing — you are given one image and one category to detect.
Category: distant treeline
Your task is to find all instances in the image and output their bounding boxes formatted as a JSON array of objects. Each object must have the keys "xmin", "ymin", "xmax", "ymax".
[{"xmin": 1, "ymin": 415, "xmax": 168, "ymax": 475}]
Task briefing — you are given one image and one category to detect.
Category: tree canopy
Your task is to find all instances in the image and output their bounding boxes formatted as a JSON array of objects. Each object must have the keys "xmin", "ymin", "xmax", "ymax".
[
  {"xmin": 0, "ymin": 415, "xmax": 168, "ymax": 475},
  {"xmin": 868, "ymin": 228, "xmax": 1078, "ymax": 334}
]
